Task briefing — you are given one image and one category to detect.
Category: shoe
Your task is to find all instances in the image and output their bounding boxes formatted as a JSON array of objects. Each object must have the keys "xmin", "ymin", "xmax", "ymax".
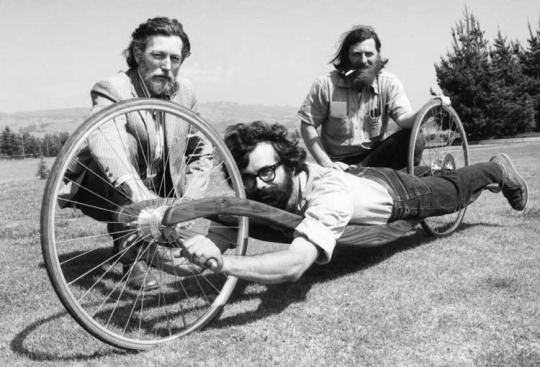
[
  {"xmin": 111, "ymin": 232, "xmax": 159, "ymax": 290},
  {"xmin": 489, "ymin": 153, "xmax": 528, "ymax": 210},
  {"xmin": 123, "ymin": 261, "xmax": 159, "ymax": 290}
]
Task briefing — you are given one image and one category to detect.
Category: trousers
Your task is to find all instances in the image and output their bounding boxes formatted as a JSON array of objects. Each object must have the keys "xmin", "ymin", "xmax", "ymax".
[
  {"xmin": 359, "ymin": 162, "xmax": 503, "ymax": 222},
  {"xmin": 338, "ymin": 129, "xmax": 425, "ymax": 170}
]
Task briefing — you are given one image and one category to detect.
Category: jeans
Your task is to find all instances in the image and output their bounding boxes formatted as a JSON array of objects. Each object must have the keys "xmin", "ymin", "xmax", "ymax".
[
  {"xmin": 339, "ymin": 129, "xmax": 425, "ymax": 170},
  {"xmin": 358, "ymin": 163, "xmax": 504, "ymax": 222}
]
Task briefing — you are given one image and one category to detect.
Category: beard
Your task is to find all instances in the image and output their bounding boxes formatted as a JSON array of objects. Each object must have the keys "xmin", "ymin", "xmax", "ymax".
[
  {"xmin": 248, "ymin": 175, "xmax": 293, "ymax": 210},
  {"xmin": 139, "ymin": 65, "xmax": 179, "ymax": 98},
  {"xmin": 348, "ymin": 58, "xmax": 388, "ymax": 92}
]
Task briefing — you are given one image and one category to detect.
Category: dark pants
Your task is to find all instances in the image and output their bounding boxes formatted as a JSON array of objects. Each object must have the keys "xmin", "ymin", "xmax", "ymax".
[
  {"xmin": 70, "ymin": 159, "xmax": 171, "ymax": 263},
  {"xmin": 358, "ymin": 163, "xmax": 503, "ymax": 222},
  {"xmin": 338, "ymin": 129, "xmax": 424, "ymax": 170}
]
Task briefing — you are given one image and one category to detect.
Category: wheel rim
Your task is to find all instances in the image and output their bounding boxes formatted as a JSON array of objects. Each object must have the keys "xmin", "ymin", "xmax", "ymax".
[
  {"xmin": 409, "ymin": 100, "xmax": 469, "ymax": 236},
  {"xmin": 40, "ymin": 99, "xmax": 248, "ymax": 350}
]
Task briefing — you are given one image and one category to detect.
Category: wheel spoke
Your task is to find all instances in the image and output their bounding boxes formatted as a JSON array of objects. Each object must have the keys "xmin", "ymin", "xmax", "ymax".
[{"xmin": 41, "ymin": 99, "xmax": 248, "ymax": 350}]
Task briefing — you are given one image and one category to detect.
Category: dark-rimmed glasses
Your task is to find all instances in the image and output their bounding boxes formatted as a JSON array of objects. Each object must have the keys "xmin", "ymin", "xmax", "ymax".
[{"xmin": 242, "ymin": 162, "xmax": 282, "ymax": 190}]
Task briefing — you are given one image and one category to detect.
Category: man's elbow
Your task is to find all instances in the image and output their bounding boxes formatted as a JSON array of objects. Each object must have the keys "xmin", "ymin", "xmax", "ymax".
[
  {"xmin": 284, "ymin": 255, "xmax": 315, "ymax": 282},
  {"xmin": 285, "ymin": 266, "xmax": 306, "ymax": 283}
]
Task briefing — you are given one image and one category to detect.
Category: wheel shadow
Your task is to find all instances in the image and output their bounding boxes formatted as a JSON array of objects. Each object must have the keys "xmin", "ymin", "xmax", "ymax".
[{"xmin": 10, "ymin": 310, "xmax": 128, "ymax": 361}]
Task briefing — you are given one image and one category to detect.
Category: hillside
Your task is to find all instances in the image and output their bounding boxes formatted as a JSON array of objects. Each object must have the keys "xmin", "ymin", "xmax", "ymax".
[{"xmin": 0, "ymin": 102, "xmax": 299, "ymax": 136}]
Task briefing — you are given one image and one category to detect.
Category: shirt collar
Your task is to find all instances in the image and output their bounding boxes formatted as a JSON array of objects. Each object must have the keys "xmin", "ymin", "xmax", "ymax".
[
  {"xmin": 136, "ymin": 69, "xmax": 152, "ymax": 98},
  {"xmin": 286, "ymin": 169, "xmax": 308, "ymax": 213}
]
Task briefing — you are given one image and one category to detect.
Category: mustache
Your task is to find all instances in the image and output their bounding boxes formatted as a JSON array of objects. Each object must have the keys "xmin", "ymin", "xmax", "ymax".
[{"xmin": 151, "ymin": 75, "xmax": 173, "ymax": 82}]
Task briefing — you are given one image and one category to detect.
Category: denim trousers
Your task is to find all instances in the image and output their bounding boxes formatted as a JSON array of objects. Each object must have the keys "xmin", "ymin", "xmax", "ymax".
[
  {"xmin": 358, "ymin": 162, "xmax": 504, "ymax": 222},
  {"xmin": 339, "ymin": 129, "xmax": 425, "ymax": 170}
]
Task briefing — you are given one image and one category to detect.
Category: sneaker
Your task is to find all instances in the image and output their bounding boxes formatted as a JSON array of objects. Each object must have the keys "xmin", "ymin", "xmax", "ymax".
[{"xmin": 489, "ymin": 153, "xmax": 528, "ymax": 211}]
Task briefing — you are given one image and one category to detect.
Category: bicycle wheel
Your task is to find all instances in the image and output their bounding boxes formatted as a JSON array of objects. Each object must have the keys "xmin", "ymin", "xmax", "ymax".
[
  {"xmin": 40, "ymin": 98, "xmax": 248, "ymax": 350},
  {"xmin": 408, "ymin": 99, "xmax": 469, "ymax": 236}
]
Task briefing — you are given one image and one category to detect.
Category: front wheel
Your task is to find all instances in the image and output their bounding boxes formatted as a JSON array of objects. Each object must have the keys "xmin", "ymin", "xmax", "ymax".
[
  {"xmin": 40, "ymin": 99, "xmax": 248, "ymax": 350},
  {"xmin": 408, "ymin": 98, "xmax": 469, "ymax": 236}
]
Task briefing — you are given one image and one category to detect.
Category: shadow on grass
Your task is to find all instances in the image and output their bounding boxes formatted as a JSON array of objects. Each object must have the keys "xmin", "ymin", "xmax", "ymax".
[
  {"xmin": 10, "ymin": 310, "xmax": 128, "ymax": 361},
  {"xmin": 21, "ymin": 221, "xmax": 493, "ymax": 357},
  {"xmin": 207, "ymin": 221, "xmax": 494, "ymax": 330}
]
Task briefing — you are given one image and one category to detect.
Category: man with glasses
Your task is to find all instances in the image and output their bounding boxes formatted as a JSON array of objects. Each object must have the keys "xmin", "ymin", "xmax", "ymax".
[
  {"xmin": 178, "ymin": 121, "xmax": 528, "ymax": 284},
  {"xmin": 60, "ymin": 17, "xmax": 212, "ymax": 289},
  {"xmin": 298, "ymin": 25, "xmax": 448, "ymax": 171}
]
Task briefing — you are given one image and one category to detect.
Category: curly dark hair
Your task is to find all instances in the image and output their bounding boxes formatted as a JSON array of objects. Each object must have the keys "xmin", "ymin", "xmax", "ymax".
[
  {"xmin": 224, "ymin": 121, "xmax": 307, "ymax": 174},
  {"xmin": 123, "ymin": 17, "xmax": 191, "ymax": 69},
  {"xmin": 330, "ymin": 25, "xmax": 381, "ymax": 72}
]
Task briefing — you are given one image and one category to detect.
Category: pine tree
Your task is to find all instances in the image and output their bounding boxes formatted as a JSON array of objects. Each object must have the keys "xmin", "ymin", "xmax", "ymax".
[
  {"xmin": 487, "ymin": 31, "xmax": 535, "ymax": 136},
  {"xmin": 520, "ymin": 20, "xmax": 540, "ymax": 131},
  {"xmin": 435, "ymin": 8, "xmax": 493, "ymax": 139},
  {"xmin": 1, "ymin": 126, "xmax": 17, "ymax": 156},
  {"xmin": 36, "ymin": 155, "xmax": 50, "ymax": 179}
]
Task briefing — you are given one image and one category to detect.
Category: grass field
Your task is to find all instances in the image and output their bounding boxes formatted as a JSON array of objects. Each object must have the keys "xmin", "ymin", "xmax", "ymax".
[{"xmin": 0, "ymin": 143, "xmax": 539, "ymax": 366}]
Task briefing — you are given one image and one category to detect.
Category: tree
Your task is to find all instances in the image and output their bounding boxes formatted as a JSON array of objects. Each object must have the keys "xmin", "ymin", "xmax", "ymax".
[
  {"xmin": 36, "ymin": 155, "xmax": 50, "ymax": 179},
  {"xmin": 1, "ymin": 126, "xmax": 18, "ymax": 156},
  {"xmin": 436, "ymin": 10, "xmax": 536, "ymax": 139},
  {"xmin": 435, "ymin": 8, "xmax": 493, "ymax": 139},
  {"xmin": 487, "ymin": 31, "xmax": 535, "ymax": 136},
  {"xmin": 520, "ymin": 20, "xmax": 540, "ymax": 131}
]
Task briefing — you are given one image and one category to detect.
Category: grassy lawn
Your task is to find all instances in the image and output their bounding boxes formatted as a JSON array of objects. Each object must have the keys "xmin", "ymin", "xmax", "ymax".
[{"xmin": 1, "ymin": 143, "xmax": 539, "ymax": 366}]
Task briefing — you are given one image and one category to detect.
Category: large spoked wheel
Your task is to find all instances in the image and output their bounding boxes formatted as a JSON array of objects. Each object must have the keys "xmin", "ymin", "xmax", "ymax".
[
  {"xmin": 40, "ymin": 99, "xmax": 248, "ymax": 350},
  {"xmin": 408, "ymin": 98, "xmax": 469, "ymax": 236}
]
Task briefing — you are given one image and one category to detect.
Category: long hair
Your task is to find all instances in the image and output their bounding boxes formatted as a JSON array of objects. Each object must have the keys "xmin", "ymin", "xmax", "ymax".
[
  {"xmin": 123, "ymin": 17, "xmax": 191, "ymax": 69},
  {"xmin": 330, "ymin": 25, "xmax": 381, "ymax": 72},
  {"xmin": 224, "ymin": 121, "xmax": 307, "ymax": 174}
]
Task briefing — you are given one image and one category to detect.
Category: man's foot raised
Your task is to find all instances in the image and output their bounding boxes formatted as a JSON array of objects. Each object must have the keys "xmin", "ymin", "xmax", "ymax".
[{"xmin": 489, "ymin": 153, "xmax": 528, "ymax": 211}]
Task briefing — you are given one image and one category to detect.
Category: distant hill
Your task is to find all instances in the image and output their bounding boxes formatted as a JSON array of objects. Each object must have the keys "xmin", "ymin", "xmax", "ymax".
[{"xmin": 0, "ymin": 102, "xmax": 299, "ymax": 136}]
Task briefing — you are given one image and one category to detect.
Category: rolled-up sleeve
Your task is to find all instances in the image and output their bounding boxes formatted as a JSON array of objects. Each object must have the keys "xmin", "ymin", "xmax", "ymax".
[
  {"xmin": 383, "ymin": 74, "xmax": 412, "ymax": 121},
  {"xmin": 297, "ymin": 76, "xmax": 330, "ymax": 128},
  {"xmin": 293, "ymin": 178, "xmax": 353, "ymax": 264}
]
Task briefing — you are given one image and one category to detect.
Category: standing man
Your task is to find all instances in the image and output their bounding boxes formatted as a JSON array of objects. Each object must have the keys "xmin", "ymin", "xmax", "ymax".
[
  {"xmin": 179, "ymin": 121, "xmax": 528, "ymax": 284},
  {"xmin": 298, "ymin": 25, "xmax": 434, "ymax": 171},
  {"xmin": 60, "ymin": 17, "xmax": 212, "ymax": 289}
]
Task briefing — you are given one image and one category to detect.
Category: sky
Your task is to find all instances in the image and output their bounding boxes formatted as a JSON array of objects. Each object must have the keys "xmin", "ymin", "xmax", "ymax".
[{"xmin": 0, "ymin": 0, "xmax": 539, "ymax": 113}]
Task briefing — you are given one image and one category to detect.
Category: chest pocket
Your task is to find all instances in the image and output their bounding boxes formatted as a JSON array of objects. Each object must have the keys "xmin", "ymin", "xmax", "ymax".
[{"xmin": 326, "ymin": 101, "xmax": 352, "ymax": 141}]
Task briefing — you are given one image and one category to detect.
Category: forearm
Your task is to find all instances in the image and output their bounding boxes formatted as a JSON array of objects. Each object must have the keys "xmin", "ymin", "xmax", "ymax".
[
  {"xmin": 394, "ymin": 110, "xmax": 418, "ymax": 129},
  {"xmin": 300, "ymin": 122, "xmax": 333, "ymax": 167},
  {"xmin": 221, "ymin": 237, "xmax": 319, "ymax": 284}
]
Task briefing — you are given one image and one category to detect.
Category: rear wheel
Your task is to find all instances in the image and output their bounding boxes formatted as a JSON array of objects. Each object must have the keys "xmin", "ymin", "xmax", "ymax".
[
  {"xmin": 408, "ymin": 98, "xmax": 469, "ymax": 236},
  {"xmin": 40, "ymin": 99, "xmax": 248, "ymax": 350}
]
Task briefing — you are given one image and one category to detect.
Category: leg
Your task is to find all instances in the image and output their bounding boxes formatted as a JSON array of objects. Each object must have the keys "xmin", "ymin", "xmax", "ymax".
[
  {"xmin": 363, "ymin": 162, "xmax": 504, "ymax": 221},
  {"xmin": 70, "ymin": 153, "xmax": 159, "ymax": 290},
  {"xmin": 360, "ymin": 129, "xmax": 423, "ymax": 170}
]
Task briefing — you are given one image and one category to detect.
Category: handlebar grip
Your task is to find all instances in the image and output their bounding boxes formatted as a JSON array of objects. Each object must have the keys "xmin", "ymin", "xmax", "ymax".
[{"xmin": 204, "ymin": 258, "xmax": 219, "ymax": 271}]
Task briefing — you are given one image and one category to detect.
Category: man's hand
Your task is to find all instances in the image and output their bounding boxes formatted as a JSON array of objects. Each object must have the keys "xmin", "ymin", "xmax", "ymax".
[
  {"xmin": 180, "ymin": 234, "xmax": 224, "ymax": 272},
  {"xmin": 332, "ymin": 161, "xmax": 350, "ymax": 172},
  {"xmin": 430, "ymin": 88, "xmax": 451, "ymax": 106}
]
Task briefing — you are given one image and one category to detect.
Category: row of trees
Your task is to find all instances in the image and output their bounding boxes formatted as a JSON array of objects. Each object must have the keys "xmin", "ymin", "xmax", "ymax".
[
  {"xmin": 0, "ymin": 126, "xmax": 69, "ymax": 158},
  {"xmin": 436, "ymin": 9, "xmax": 540, "ymax": 140}
]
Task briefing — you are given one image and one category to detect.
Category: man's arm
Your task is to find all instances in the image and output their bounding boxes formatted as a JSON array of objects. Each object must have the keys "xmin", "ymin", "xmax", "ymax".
[
  {"xmin": 300, "ymin": 122, "xmax": 333, "ymax": 168},
  {"xmin": 300, "ymin": 122, "xmax": 348, "ymax": 171},
  {"xmin": 393, "ymin": 110, "xmax": 418, "ymax": 129},
  {"xmin": 182, "ymin": 235, "xmax": 319, "ymax": 284}
]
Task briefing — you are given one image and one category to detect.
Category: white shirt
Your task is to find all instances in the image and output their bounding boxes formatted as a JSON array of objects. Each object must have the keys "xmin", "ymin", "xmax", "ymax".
[{"xmin": 287, "ymin": 163, "xmax": 393, "ymax": 264}]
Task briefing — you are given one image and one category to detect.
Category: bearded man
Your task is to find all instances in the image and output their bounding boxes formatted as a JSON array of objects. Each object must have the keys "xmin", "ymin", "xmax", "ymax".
[
  {"xmin": 298, "ymin": 25, "xmax": 430, "ymax": 171},
  {"xmin": 179, "ymin": 121, "xmax": 528, "ymax": 285},
  {"xmin": 59, "ymin": 17, "xmax": 212, "ymax": 289}
]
